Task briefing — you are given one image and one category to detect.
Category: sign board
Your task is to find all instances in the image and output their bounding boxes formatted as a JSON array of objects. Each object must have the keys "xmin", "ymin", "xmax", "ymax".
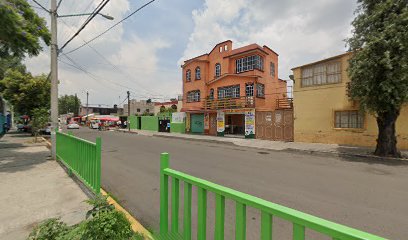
[
  {"xmin": 245, "ymin": 109, "xmax": 255, "ymax": 136},
  {"xmin": 204, "ymin": 113, "xmax": 210, "ymax": 130},
  {"xmin": 265, "ymin": 113, "xmax": 272, "ymax": 122},
  {"xmin": 216, "ymin": 111, "xmax": 225, "ymax": 133},
  {"xmin": 172, "ymin": 112, "xmax": 186, "ymax": 123}
]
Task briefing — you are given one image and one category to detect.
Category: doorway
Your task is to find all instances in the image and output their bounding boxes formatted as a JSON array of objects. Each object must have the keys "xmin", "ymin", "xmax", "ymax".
[{"xmin": 224, "ymin": 114, "xmax": 245, "ymax": 136}]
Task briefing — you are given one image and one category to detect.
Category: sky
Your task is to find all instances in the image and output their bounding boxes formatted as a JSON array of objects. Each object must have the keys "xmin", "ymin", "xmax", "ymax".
[{"xmin": 25, "ymin": 0, "xmax": 358, "ymax": 107}]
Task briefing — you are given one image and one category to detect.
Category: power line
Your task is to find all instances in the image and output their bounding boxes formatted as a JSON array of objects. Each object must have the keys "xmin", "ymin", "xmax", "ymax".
[
  {"xmin": 59, "ymin": 0, "xmax": 110, "ymax": 52},
  {"xmin": 64, "ymin": 0, "xmax": 156, "ymax": 54},
  {"xmin": 30, "ymin": 0, "xmax": 49, "ymax": 13},
  {"xmin": 56, "ymin": 0, "xmax": 63, "ymax": 10},
  {"xmin": 58, "ymin": 54, "xmax": 157, "ymax": 99}
]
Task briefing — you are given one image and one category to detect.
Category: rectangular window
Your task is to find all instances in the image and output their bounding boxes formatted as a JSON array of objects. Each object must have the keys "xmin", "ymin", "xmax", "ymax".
[
  {"xmin": 137, "ymin": 108, "xmax": 140, "ymax": 112},
  {"xmin": 245, "ymin": 83, "xmax": 254, "ymax": 97},
  {"xmin": 187, "ymin": 90, "xmax": 200, "ymax": 102},
  {"xmin": 334, "ymin": 110, "xmax": 364, "ymax": 129},
  {"xmin": 270, "ymin": 62, "xmax": 275, "ymax": 77},
  {"xmin": 236, "ymin": 55, "xmax": 264, "ymax": 73},
  {"xmin": 301, "ymin": 61, "xmax": 341, "ymax": 87},
  {"xmin": 256, "ymin": 83, "xmax": 265, "ymax": 97},
  {"xmin": 218, "ymin": 85, "xmax": 240, "ymax": 99}
]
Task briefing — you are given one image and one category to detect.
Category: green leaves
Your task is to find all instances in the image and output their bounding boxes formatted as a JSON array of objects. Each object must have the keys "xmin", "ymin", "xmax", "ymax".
[
  {"xmin": 347, "ymin": 0, "xmax": 408, "ymax": 114},
  {"xmin": 0, "ymin": 68, "xmax": 50, "ymax": 116},
  {"xmin": 59, "ymin": 94, "xmax": 81, "ymax": 115},
  {"xmin": 0, "ymin": 0, "xmax": 51, "ymax": 58}
]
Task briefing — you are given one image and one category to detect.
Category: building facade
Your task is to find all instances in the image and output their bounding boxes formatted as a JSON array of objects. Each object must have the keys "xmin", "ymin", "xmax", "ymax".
[
  {"xmin": 292, "ymin": 52, "xmax": 408, "ymax": 149},
  {"xmin": 79, "ymin": 104, "xmax": 122, "ymax": 116},
  {"xmin": 181, "ymin": 40, "xmax": 290, "ymax": 139},
  {"xmin": 123, "ymin": 99, "xmax": 154, "ymax": 116},
  {"xmin": 153, "ymin": 100, "xmax": 183, "ymax": 116}
]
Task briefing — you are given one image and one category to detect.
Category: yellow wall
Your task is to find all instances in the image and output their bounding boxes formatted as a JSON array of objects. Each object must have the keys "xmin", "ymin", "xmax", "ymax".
[{"xmin": 293, "ymin": 53, "xmax": 408, "ymax": 150}]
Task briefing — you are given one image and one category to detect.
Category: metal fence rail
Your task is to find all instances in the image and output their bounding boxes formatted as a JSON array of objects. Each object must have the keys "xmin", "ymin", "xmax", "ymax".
[
  {"xmin": 159, "ymin": 153, "xmax": 385, "ymax": 240},
  {"xmin": 56, "ymin": 131, "xmax": 101, "ymax": 193}
]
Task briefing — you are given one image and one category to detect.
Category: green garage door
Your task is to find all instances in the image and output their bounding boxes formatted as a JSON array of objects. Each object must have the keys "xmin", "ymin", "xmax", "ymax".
[{"xmin": 191, "ymin": 114, "xmax": 204, "ymax": 133}]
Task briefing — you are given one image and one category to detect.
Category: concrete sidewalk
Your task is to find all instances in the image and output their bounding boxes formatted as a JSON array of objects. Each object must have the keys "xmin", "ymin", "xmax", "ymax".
[
  {"xmin": 118, "ymin": 128, "xmax": 408, "ymax": 160},
  {"xmin": 0, "ymin": 132, "xmax": 89, "ymax": 239}
]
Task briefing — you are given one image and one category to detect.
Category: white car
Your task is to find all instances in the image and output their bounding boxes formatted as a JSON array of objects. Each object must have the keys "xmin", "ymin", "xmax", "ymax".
[{"xmin": 67, "ymin": 122, "xmax": 80, "ymax": 129}]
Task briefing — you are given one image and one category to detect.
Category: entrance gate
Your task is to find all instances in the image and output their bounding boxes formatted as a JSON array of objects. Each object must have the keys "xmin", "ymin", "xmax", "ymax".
[{"xmin": 256, "ymin": 110, "xmax": 294, "ymax": 141}]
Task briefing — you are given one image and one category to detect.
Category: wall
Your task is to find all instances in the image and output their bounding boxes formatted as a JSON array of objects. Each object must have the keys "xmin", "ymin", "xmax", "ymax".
[
  {"xmin": 141, "ymin": 116, "xmax": 158, "ymax": 131},
  {"xmin": 170, "ymin": 122, "xmax": 186, "ymax": 133},
  {"xmin": 128, "ymin": 115, "xmax": 139, "ymax": 129},
  {"xmin": 293, "ymin": 53, "xmax": 408, "ymax": 149}
]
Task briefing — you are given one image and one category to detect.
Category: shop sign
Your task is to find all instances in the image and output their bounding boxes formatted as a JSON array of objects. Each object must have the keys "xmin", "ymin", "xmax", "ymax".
[
  {"xmin": 245, "ymin": 109, "xmax": 255, "ymax": 136},
  {"xmin": 204, "ymin": 113, "xmax": 210, "ymax": 130},
  {"xmin": 216, "ymin": 111, "xmax": 225, "ymax": 132}
]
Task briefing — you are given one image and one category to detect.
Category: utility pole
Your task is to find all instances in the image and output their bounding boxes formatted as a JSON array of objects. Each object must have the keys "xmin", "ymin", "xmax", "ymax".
[
  {"xmin": 127, "ymin": 91, "xmax": 130, "ymax": 132},
  {"xmin": 50, "ymin": 0, "xmax": 58, "ymax": 160},
  {"xmin": 86, "ymin": 91, "xmax": 89, "ymax": 124}
]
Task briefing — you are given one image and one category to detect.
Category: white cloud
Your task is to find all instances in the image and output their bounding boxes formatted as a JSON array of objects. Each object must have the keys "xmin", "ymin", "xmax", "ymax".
[{"xmin": 180, "ymin": 0, "xmax": 357, "ymax": 80}]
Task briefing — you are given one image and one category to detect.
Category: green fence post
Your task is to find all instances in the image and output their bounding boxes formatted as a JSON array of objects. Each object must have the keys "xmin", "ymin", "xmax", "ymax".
[
  {"xmin": 160, "ymin": 152, "xmax": 170, "ymax": 235},
  {"xmin": 171, "ymin": 177, "xmax": 179, "ymax": 233},
  {"xmin": 95, "ymin": 137, "xmax": 102, "ymax": 193},
  {"xmin": 197, "ymin": 187, "xmax": 207, "ymax": 240},
  {"xmin": 261, "ymin": 211, "xmax": 272, "ymax": 240},
  {"xmin": 214, "ymin": 194, "xmax": 225, "ymax": 240},
  {"xmin": 183, "ymin": 182, "xmax": 192, "ymax": 240}
]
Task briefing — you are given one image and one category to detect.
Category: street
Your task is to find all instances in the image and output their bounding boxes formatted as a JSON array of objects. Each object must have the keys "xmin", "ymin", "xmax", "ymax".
[{"xmin": 73, "ymin": 127, "xmax": 408, "ymax": 239}]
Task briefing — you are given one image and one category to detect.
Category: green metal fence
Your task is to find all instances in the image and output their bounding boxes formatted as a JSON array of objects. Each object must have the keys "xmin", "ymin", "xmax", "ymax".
[
  {"xmin": 56, "ymin": 131, "xmax": 101, "ymax": 193},
  {"xmin": 159, "ymin": 153, "xmax": 386, "ymax": 240}
]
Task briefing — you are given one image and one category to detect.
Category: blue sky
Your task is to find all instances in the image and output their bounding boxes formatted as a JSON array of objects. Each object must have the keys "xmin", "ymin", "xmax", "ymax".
[{"xmin": 26, "ymin": 0, "xmax": 357, "ymax": 106}]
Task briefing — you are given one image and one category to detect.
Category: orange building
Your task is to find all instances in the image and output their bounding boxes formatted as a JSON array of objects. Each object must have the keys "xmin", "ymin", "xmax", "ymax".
[{"xmin": 181, "ymin": 40, "xmax": 290, "ymax": 138}]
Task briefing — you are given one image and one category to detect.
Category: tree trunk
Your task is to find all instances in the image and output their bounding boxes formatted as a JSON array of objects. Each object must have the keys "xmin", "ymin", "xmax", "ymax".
[{"xmin": 374, "ymin": 109, "xmax": 401, "ymax": 158}]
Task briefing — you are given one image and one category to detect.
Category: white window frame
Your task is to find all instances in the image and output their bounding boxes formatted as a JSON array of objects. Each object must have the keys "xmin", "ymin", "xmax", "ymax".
[{"xmin": 195, "ymin": 67, "xmax": 201, "ymax": 80}]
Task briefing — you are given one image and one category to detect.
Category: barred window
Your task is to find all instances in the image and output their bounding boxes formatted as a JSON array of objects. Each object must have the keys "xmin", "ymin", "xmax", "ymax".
[
  {"xmin": 215, "ymin": 63, "xmax": 221, "ymax": 77},
  {"xmin": 236, "ymin": 55, "xmax": 264, "ymax": 73},
  {"xmin": 218, "ymin": 85, "xmax": 240, "ymax": 99},
  {"xmin": 186, "ymin": 70, "xmax": 191, "ymax": 82},
  {"xmin": 335, "ymin": 110, "xmax": 364, "ymax": 129},
  {"xmin": 195, "ymin": 67, "xmax": 201, "ymax": 80},
  {"xmin": 246, "ymin": 83, "xmax": 254, "ymax": 97},
  {"xmin": 256, "ymin": 83, "xmax": 265, "ymax": 97},
  {"xmin": 187, "ymin": 90, "xmax": 200, "ymax": 102},
  {"xmin": 301, "ymin": 62, "xmax": 341, "ymax": 87}
]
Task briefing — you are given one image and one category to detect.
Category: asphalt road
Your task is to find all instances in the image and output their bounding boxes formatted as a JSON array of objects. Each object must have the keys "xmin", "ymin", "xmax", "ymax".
[{"xmin": 72, "ymin": 127, "xmax": 408, "ymax": 239}]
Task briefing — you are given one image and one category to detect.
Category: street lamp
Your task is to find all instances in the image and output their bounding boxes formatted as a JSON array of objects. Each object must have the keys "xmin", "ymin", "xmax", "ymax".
[{"xmin": 58, "ymin": 13, "xmax": 114, "ymax": 20}]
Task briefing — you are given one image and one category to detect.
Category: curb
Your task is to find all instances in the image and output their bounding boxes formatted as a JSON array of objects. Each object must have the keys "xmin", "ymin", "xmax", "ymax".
[
  {"xmin": 41, "ymin": 136, "xmax": 51, "ymax": 149},
  {"xmin": 100, "ymin": 189, "xmax": 153, "ymax": 240},
  {"xmin": 115, "ymin": 129, "xmax": 408, "ymax": 162}
]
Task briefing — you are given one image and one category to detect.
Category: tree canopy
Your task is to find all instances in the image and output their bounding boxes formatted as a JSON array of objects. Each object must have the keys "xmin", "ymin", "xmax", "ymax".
[
  {"xmin": 59, "ymin": 94, "xmax": 81, "ymax": 115},
  {"xmin": 0, "ymin": 0, "xmax": 51, "ymax": 58},
  {"xmin": 347, "ymin": 0, "xmax": 408, "ymax": 157},
  {"xmin": 0, "ymin": 68, "xmax": 50, "ymax": 116}
]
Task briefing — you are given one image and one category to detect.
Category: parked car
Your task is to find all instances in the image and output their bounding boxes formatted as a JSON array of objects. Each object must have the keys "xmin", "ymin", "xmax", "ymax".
[
  {"xmin": 67, "ymin": 122, "xmax": 80, "ymax": 129},
  {"xmin": 40, "ymin": 123, "xmax": 52, "ymax": 135}
]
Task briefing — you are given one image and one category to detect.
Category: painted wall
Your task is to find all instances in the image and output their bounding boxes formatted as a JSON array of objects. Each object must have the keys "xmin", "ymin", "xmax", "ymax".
[
  {"xmin": 170, "ymin": 123, "xmax": 186, "ymax": 133},
  {"xmin": 293, "ymin": 53, "xmax": 408, "ymax": 149},
  {"xmin": 128, "ymin": 115, "xmax": 139, "ymax": 130},
  {"xmin": 181, "ymin": 41, "xmax": 286, "ymax": 113},
  {"xmin": 141, "ymin": 116, "xmax": 159, "ymax": 131}
]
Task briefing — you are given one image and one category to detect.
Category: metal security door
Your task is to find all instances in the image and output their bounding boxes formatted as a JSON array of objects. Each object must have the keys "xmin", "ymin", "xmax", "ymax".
[{"xmin": 191, "ymin": 114, "xmax": 204, "ymax": 133}]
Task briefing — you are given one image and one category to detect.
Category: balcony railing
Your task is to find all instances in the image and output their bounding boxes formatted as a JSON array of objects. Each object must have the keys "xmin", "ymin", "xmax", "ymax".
[
  {"xmin": 203, "ymin": 96, "xmax": 255, "ymax": 110},
  {"xmin": 276, "ymin": 98, "xmax": 293, "ymax": 109}
]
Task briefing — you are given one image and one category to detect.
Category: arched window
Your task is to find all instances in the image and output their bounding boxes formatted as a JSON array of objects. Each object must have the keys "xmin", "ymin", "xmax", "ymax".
[
  {"xmin": 195, "ymin": 67, "xmax": 201, "ymax": 80},
  {"xmin": 186, "ymin": 70, "xmax": 191, "ymax": 82},
  {"xmin": 215, "ymin": 63, "xmax": 221, "ymax": 77},
  {"xmin": 209, "ymin": 88, "xmax": 214, "ymax": 99},
  {"xmin": 171, "ymin": 104, "xmax": 177, "ymax": 110}
]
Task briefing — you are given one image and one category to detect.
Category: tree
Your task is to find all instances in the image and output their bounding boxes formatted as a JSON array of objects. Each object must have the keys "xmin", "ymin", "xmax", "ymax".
[
  {"xmin": 0, "ymin": 0, "xmax": 51, "ymax": 58},
  {"xmin": 0, "ymin": 68, "xmax": 50, "ymax": 116},
  {"xmin": 59, "ymin": 94, "xmax": 81, "ymax": 115},
  {"xmin": 347, "ymin": 0, "xmax": 408, "ymax": 157},
  {"xmin": 31, "ymin": 107, "xmax": 49, "ymax": 142}
]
